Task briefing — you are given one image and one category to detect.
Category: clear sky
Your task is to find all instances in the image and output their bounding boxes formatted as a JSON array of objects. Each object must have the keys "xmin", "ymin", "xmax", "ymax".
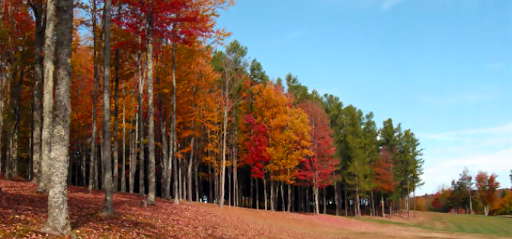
[{"xmin": 216, "ymin": 0, "xmax": 512, "ymax": 195}]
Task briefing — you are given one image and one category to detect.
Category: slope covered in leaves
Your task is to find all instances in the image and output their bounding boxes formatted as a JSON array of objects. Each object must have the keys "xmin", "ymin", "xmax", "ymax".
[{"xmin": 0, "ymin": 179, "xmax": 491, "ymax": 239}]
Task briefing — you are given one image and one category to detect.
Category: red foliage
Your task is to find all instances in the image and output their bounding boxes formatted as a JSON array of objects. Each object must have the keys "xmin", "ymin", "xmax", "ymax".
[
  {"xmin": 372, "ymin": 148, "xmax": 394, "ymax": 194},
  {"xmin": 296, "ymin": 101, "xmax": 338, "ymax": 189},
  {"xmin": 475, "ymin": 171, "xmax": 500, "ymax": 207},
  {"xmin": 243, "ymin": 115, "xmax": 269, "ymax": 179}
]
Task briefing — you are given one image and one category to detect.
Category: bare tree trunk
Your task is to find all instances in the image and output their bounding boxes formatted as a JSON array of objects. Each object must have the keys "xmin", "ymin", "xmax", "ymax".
[
  {"xmin": 39, "ymin": 0, "xmax": 57, "ymax": 192},
  {"xmin": 468, "ymin": 188, "xmax": 472, "ymax": 215},
  {"xmin": 40, "ymin": 0, "xmax": 73, "ymax": 232},
  {"xmin": 145, "ymin": 6, "xmax": 156, "ymax": 205},
  {"xmin": 88, "ymin": 0, "xmax": 99, "ymax": 193},
  {"xmin": 355, "ymin": 184, "xmax": 360, "ymax": 219},
  {"xmin": 270, "ymin": 181, "xmax": 275, "ymax": 211},
  {"xmin": 334, "ymin": 182, "xmax": 339, "ymax": 216},
  {"xmin": 137, "ymin": 46, "xmax": 145, "ymax": 197},
  {"xmin": 344, "ymin": 187, "xmax": 348, "ymax": 216},
  {"xmin": 280, "ymin": 182, "xmax": 285, "ymax": 212},
  {"xmin": 30, "ymin": 0, "xmax": 44, "ymax": 185},
  {"xmin": 11, "ymin": 67, "xmax": 23, "ymax": 177},
  {"xmin": 159, "ymin": 101, "xmax": 169, "ymax": 198},
  {"xmin": 287, "ymin": 184, "xmax": 292, "ymax": 212},
  {"xmin": 323, "ymin": 188, "xmax": 327, "ymax": 214},
  {"xmin": 381, "ymin": 195, "xmax": 385, "ymax": 218},
  {"xmin": 0, "ymin": 62, "xmax": 4, "ymax": 177},
  {"xmin": 129, "ymin": 123, "xmax": 136, "ymax": 193},
  {"xmin": 256, "ymin": 178, "xmax": 259, "ymax": 210},
  {"xmin": 314, "ymin": 186, "xmax": 319, "ymax": 214},
  {"xmin": 219, "ymin": 78, "xmax": 229, "ymax": 209},
  {"xmin": 371, "ymin": 190, "xmax": 375, "ymax": 217},
  {"xmin": 187, "ymin": 132, "xmax": 194, "ymax": 201},
  {"xmin": 232, "ymin": 127, "xmax": 238, "ymax": 207},
  {"xmin": 263, "ymin": 178, "xmax": 267, "ymax": 210},
  {"xmin": 194, "ymin": 158, "xmax": 199, "ymax": 201},
  {"xmin": 101, "ymin": 0, "xmax": 114, "ymax": 215},
  {"xmin": 120, "ymin": 90, "xmax": 126, "ymax": 193},
  {"xmin": 170, "ymin": 40, "xmax": 178, "ymax": 204},
  {"xmin": 112, "ymin": 49, "xmax": 120, "ymax": 193}
]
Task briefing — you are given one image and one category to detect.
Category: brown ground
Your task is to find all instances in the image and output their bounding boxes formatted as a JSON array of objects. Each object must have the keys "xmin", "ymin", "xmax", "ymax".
[{"xmin": 0, "ymin": 179, "xmax": 496, "ymax": 238}]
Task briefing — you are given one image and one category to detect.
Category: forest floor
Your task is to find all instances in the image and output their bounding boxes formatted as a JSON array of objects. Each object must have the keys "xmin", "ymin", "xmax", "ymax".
[{"xmin": 0, "ymin": 179, "xmax": 508, "ymax": 238}]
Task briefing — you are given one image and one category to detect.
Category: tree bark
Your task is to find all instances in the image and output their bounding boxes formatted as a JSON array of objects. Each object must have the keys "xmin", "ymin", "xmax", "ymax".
[
  {"xmin": 287, "ymin": 184, "xmax": 292, "ymax": 212},
  {"xmin": 30, "ymin": 0, "xmax": 44, "ymax": 185},
  {"xmin": 10, "ymin": 67, "xmax": 23, "ymax": 177},
  {"xmin": 40, "ymin": 0, "xmax": 73, "ymax": 233},
  {"xmin": 355, "ymin": 184, "xmax": 360, "ymax": 218},
  {"xmin": 314, "ymin": 186, "xmax": 319, "ymax": 214},
  {"xmin": 39, "ymin": 0, "xmax": 57, "ymax": 193},
  {"xmin": 344, "ymin": 187, "xmax": 348, "ymax": 216},
  {"xmin": 159, "ymin": 101, "xmax": 169, "ymax": 198},
  {"xmin": 120, "ymin": 88, "xmax": 126, "ymax": 193},
  {"xmin": 187, "ymin": 131, "xmax": 194, "ymax": 202},
  {"xmin": 219, "ymin": 75, "xmax": 229, "ymax": 209},
  {"xmin": 88, "ymin": 0, "xmax": 99, "ymax": 193},
  {"xmin": 112, "ymin": 49, "xmax": 120, "ymax": 193},
  {"xmin": 170, "ymin": 40, "xmax": 178, "ymax": 204},
  {"xmin": 101, "ymin": 0, "xmax": 114, "ymax": 215},
  {"xmin": 381, "ymin": 195, "xmax": 385, "ymax": 218},
  {"xmin": 137, "ymin": 44, "xmax": 145, "ymax": 197},
  {"xmin": 263, "ymin": 178, "xmax": 267, "ymax": 210},
  {"xmin": 334, "ymin": 182, "xmax": 339, "ymax": 216},
  {"xmin": 145, "ymin": 5, "xmax": 156, "ymax": 205},
  {"xmin": 323, "ymin": 188, "xmax": 327, "ymax": 214}
]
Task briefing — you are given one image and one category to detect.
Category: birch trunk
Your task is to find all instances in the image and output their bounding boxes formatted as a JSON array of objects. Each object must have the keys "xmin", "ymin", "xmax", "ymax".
[
  {"xmin": 187, "ymin": 132, "xmax": 194, "ymax": 202},
  {"xmin": 219, "ymin": 77, "xmax": 229, "ymax": 209},
  {"xmin": 40, "ymin": 0, "xmax": 73, "ymax": 232}
]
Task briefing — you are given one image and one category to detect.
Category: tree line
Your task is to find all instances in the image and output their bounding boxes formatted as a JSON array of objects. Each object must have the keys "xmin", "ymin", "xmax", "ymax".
[
  {"xmin": 430, "ymin": 168, "xmax": 512, "ymax": 216},
  {"xmin": 0, "ymin": 0, "xmax": 423, "ymax": 235}
]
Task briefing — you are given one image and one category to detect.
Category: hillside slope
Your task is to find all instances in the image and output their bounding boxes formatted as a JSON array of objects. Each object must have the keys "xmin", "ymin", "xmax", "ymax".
[{"xmin": 0, "ymin": 180, "xmax": 502, "ymax": 238}]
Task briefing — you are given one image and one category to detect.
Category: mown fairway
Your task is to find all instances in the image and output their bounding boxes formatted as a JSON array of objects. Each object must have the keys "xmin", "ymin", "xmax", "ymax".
[{"xmin": 363, "ymin": 211, "xmax": 512, "ymax": 237}]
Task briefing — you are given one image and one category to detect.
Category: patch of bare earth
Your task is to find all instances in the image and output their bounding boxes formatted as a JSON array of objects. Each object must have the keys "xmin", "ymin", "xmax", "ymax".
[{"xmin": 0, "ymin": 180, "xmax": 501, "ymax": 238}]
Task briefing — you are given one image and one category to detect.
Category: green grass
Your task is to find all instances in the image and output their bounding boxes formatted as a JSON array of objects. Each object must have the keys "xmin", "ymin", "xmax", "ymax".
[{"xmin": 363, "ymin": 211, "xmax": 512, "ymax": 237}]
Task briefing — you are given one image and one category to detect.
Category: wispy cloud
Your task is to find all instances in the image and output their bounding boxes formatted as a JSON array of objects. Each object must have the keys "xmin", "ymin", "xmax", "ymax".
[
  {"xmin": 486, "ymin": 62, "xmax": 505, "ymax": 70},
  {"xmin": 417, "ymin": 123, "xmax": 512, "ymax": 195},
  {"xmin": 419, "ymin": 92, "xmax": 496, "ymax": 105},
  {"xmin": 420, "ymin": 123, "xmax": 512, "ymax": 141},
  {"xmin": 382, "ymin": 0, "xmax": 404, "ymax": 11}
]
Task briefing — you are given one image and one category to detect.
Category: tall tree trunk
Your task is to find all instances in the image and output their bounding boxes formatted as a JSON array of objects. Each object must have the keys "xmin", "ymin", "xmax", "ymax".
[
  {"xmin": 344, "ymin": 187, "xmax": 348, "ymax": 216},
  {"xmin": 170, "ymin": 40, "xmax": 178, "ymax": 204},
  {"xmin": 40, "ymin": 0, "xmax": 73, "ymax": 233},
  {"xmin": 120, "ymin": 90, "xmax": 126, "ymax": 193},
  {"xmin": 287, "ymin": 184, "xmax": 292, "ymax": 212},
  {"xmin": 323, "ymin": 188, "xmax": 327, "ymax": 214},
  {"xmin": 145, "ymin": 6, "xmax": 156, "ymax": 205},
  {"xmin": 381, "ymin": 195, "xmax": 385, "ymax": 218},
  {"xmin": 263, "ymin": 178, "xmax": 267, "ymax": 210},
  {"xmin": 256, "ymin": 178, "xmax": 259, "ymax": 210},
  {"xmin": 195, "ymin": 158, "xmax": 199, "ymax": 201},
  {"xmin": 208, "ymin": 163, "xmax": 212, "ymax": 203},
  {"xmin": 280, "ymin": 182, "xmax": 285, "ymax": 212},
  {"xmin": 314, "ymin": 186, "xmax": 319, "ymax": 214},
  {"xmin": 129, "ymin": 122, "xmax": 135, "ymax": 193},
  {"xmin": 232, "ymin": 126, "xmax": 238, "ymax": 207},
  {"xmin": 30, "ymin": 0, "xmax": 43, "ymax": 185},
  {"xmin": 137, "ymin": 46, "xmax": 145, "ymax": 197},
  {"xmin": 112, "ymin": 49, "xmax": 120, "ymax": 193},
  {"xmin": 219, "ymin": 76, "xmax": 229, "ymax": 209},
  {"xmin": 39, "ymin": 0, "xmax": 58, "ymax": 192},
  {"xmin": 355, "ymin": 184, "xmax": 360, "ymax": 219},
  {"xmin": 88, "ymin": 0, "xmax": 99, "ymax": 193},
  {"xmin": 371, "ymin": 190, "xmax": 375, "ymax": 217},
  {"xmin": 101, "ymin": 0, "xmax": 114, "ymax": 215},
  {"xmin": 81, "ymin": 148, "xmax": 86, "ymax": 186},
  {"xmin": 270, "ymin": 181, "xmax": 275, "ymax": 211},
  {"xmin": 468, "ymin": 188, "xmax": 472, "ymax": 215},
  {"xmin": 187, "ymin": 132, "xmax": 194, "ymax": 202},
  {"xmin": 334, "ymin": 182, "xmax": 339, "ymax": 216},
  {"xmin": 11, "ymin": 68, "xmax": 23, "ymax": 177},
  {"xmin": 159, "ymin": 101, "xmax": 169, "ymax": 198},
  {"xmin": 0, "ymin": 61, "xmax": 4, "ymax": 177}
]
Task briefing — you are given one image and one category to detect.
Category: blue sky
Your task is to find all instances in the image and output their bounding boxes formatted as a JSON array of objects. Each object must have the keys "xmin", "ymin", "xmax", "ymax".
[{"xmin": 216, "ymin": 0, "xmax": 512, "ymax": 194}]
